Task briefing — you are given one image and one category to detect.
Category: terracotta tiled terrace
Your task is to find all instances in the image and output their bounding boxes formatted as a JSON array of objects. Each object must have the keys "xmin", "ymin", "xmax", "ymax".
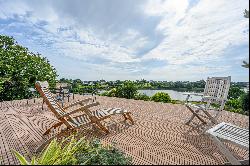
[{"xmin": 0, "ymin": 95, "xmax": 249, "ymax": 165}]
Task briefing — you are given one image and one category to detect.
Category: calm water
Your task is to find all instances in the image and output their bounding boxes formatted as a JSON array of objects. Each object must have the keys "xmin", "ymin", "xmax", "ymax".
[
  {"xmin": 98, "ymin": 89, "xmax": 202, "ymax": 101},
  {"xmin": 138, "ymin": 90, "xmax": 202, "ymax": 101}
]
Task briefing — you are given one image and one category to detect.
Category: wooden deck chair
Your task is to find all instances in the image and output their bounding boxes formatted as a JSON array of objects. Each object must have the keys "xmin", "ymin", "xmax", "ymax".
[
  {"xmin": 35, "ymin": 81, "xmax": 134, "ymax": 150},
  {"xmin": 206, "ymin": 122, "xmax": 249, "ymax": 165},
  {"xmin": 184, "ymin": 76, "xmax": 231, "ymax": 132}
]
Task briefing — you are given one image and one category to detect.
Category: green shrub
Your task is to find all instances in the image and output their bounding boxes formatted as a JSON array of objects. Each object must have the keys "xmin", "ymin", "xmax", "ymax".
[
  {"xmin": 100, "ymin": 88, "xmax": 117, "ymax": 97},
  {"xmin": 13, "ymin": 136, "xmax": 132, "ymax": 165},
  {"xmin": 134, "ymin": 93, "xmax": 150, "ymax": 101},
  {"xmin": 226, "ymin": 99, "xmax": 242, "ymax": 109},
  {"xmin": 76, "ymin": 140, "xmax": 132, "ymax": 165},
  {"xmin": 151, "ymin": 92, "xmax": 171, "ymax": 103},
  {"xmin": 240, "ymin": 92, "xmax": 249, "ymax": 115},
  {"xmin": 224, "ymin": 106, "xmax": 244, "ymax": 114}
]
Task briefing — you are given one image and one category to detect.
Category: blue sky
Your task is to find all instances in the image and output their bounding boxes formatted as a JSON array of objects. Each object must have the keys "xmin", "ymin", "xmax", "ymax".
[{"xmin": 0, "ymin": 0, "xmax": 249, "ymax": 81}]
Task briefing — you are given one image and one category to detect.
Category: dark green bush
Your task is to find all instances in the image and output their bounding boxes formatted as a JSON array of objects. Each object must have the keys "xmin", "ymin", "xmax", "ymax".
[
  {"xmin": 151, "ymin": 92, "xmax": 171, "ymax": 103},
  {"xmin": 76, "ymin": 140, "xmax": 132, "ymax": 165},
  {"xmin": 13, "ymin": 136, "xmax": 132, "ymax": 165}
]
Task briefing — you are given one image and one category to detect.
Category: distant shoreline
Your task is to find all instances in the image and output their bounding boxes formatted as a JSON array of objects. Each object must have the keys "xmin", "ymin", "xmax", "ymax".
[{"xmin": 137, "ymin": 88, "xmax": 204, "ymax": 92}]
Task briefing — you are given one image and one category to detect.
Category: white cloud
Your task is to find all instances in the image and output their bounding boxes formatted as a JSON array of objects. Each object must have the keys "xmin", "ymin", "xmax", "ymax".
[
  {"xmin": 144, "ymin": 0, "xmax": 189, "ymax": 31},
  {"xmin": 142, "ymin": 0, "xmax": 249, "ymax": 66},
  {"xmin": 0, "ymin": 0, "xmax": 249, "ymax": 81}
]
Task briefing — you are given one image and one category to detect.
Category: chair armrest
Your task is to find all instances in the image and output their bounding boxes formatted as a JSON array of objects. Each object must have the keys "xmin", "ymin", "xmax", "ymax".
[
  {"xmin": 183, "ymin": 93, "xmax": 203, "ymax": 96},
  {"xmin": 184, "ymin": 93, "xmax": 203, "ymax": 103},
  {"xmin": 61, "ymin": 101, "xmax": 100, "ymax": 118},
  {"xmin": 63, "ymin": 98, "xmax": 93, "ymax": 109}
]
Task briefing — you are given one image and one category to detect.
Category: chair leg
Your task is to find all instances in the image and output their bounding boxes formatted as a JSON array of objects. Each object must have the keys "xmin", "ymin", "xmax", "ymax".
[
  {"xmin": 209, "ymin": 135, "xmax": 241, "ymax": 165},
  {"xmin": 203, "ymin": 110, "xmax": 218, "ymax": 124},
  {"xmin": 185, "ymin": 106, "xmax": 207, "ymax": 125},
  {"xmin": 185, "ymin": 113, "xmax": 196, "ymax": 125},
  {"xmin": 185, "ymin": 109, "xmax": 201, "ymax": 125},
  {"xmin": 95, "ymin": 121, "xmax": 109, "ymax": 134},
  {"xmin": 124, "ymin": 113, "xmax": 134, "ymax": 125}
]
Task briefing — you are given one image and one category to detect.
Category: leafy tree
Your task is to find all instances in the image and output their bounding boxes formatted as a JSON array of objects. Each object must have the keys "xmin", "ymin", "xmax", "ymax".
[
  {"xmin": 151, "ymin": 92, "xmax": 171, "ymax": 103},
  {"xmin": 0, "ymin": 35, "xmax": 57, "ymax": 100},
  {"xmin": 100, "ymin": 81, "xmax": 138, "ymax": 99},
  {"xmin": 228, "ymin": 85, "xmax": 245, "ymax": 100},
  {"xmin": 116, "ymin": 81, "xmax": 138, "ymax": 99}
]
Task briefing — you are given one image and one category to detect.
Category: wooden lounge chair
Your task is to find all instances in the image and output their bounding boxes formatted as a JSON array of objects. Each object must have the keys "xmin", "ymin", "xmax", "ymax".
[
  {"xmin": 184, "ymin": 76, "xmax": 231, "ymax": 132},
  {"xmin": 206, "ymin": 122, "xmax": 249, "ymax": 165},
  {"xmin": 35, "ymin": 81, "xmax": 134, "ymax": 151}
]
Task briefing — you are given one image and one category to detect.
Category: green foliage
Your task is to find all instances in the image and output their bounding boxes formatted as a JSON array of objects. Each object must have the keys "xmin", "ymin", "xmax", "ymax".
[
  {"xmin": 224, "ymin": 93, "xmax": 249, "ymax": 115},
  {"xmin": 101, "ymin": 81, "xmax": 138, "ymax": 99},
  {"xmin": 151, "ymin": 92, "xmax": 171, "ymax": 103},
  {"xmin": 76, "ymin": 140, "xmax": 132, "ymax": 165},
  {"xmin": 244, "ymin": 9, "xmax": 249, "ymax": 18},
  {"xmin": 134, "ymin": 93, "xmax": 151, "ymax": 101},
  {"xmin": 0, "ymin": 35, "xmax": 57, "ymax": 101},
  {"xmin": 224, "ymin": 85, "xmax": 249, "ymax": 115},
  {"xmin": 100, "ymin": 88, "xmax": 118, "ymax": 97},
  {"xmin": 224, "ymin": 107, "xmax": 244, "ymax": 114},
  {"xmin": 100, "ymin": 91, "xmax": 110, "ymax": 97},
  {"xmin": 13, "ymin": 136, "xmax": 132, "ymax": 165},
  {"xmin": 171, "ymin": 100, "xmax": 184, "ymax": 104},
  {"xmin": 12, "ymin": 150, "xmax": 31, "ymax": 165},
  {"xmin": 228, "ymin": 85, "xmax": 245, "ymax": 100},
  {"xmin": 242, "ymin": 60, "xmax": 249, "ymax": 68},
  {"xmin": 116, "ymin": 81, "xmax": 138, "ymax": 99},
  {"xmin": 240, "ymin": 92, "xmax": 249, "ymax": 115},
  {"xmin": 242, "ymin": 9, "xmax": 249, "ymax": 68},
  {"xmin": 13, "ymin": 136, "xmax": 80, "ymax": 165},
  {"xmin": 226, "ymin": 99, "xmax": 242, "ymax": 109}
]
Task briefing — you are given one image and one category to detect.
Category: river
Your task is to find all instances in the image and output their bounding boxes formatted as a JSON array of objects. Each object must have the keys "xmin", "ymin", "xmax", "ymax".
[{"xmin": 138, "ymin": 90, "xmax": 202, "ymax": 101}]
